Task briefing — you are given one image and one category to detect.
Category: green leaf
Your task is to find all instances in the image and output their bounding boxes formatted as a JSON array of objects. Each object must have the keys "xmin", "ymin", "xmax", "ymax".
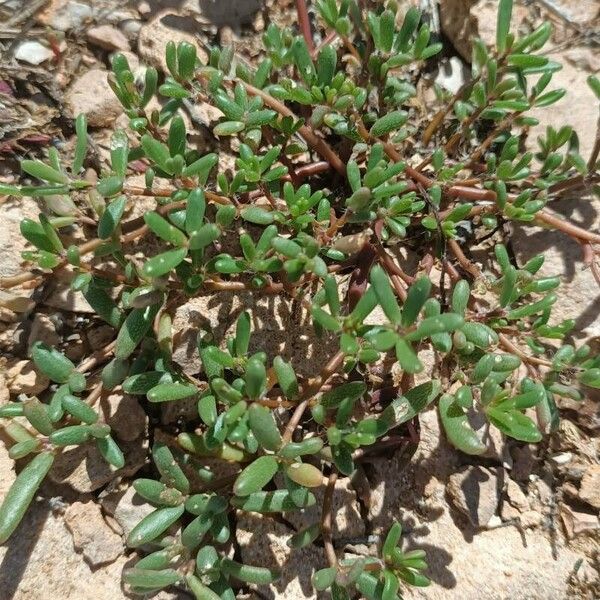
[
  {"xmin": 487, "ymin": 407, "xmax": 542, "ymax": 442},
  {"xmin": 321, "ymin": 381, "xmax": 366, "ymax": 408},
  {"xmin": 496, "ymin": 0, "xmax": 513, "ymax": 53},
  {"xmin": 48, "ymin": 425, "xmax": 92, "ymax": 446},
  {"xmin": 394, "ymin": 339, "xmax": 422, "ymax": 373},
  {"xmin": 148, "ymin": 382, "xmax": 198, "ymax": 402},
  {"xmin": 241, "ymin": 206, "xmax": 275, "ymax": 225},
  {"xmin": 317, "ymin": 45, "xmax": 337, "ymax": 87},
  {"xmin": 313, "ymin": 567, "xmax": 337, "ymax": 591},
  {"xmin": 507, "ymin": 293, "xmax": 556, "ymax": 319},
  {"xmin": 127, "ymin": 505, "xmax": 185, "ymax": 547},
  {"xmin": 580, "ymin": 368, "xmax": 600, "ymax": 388},
  {"xmin": 141, "ymin": 134, "xmax": 172, "ymax": 172},
  {"xmin": 188, "ymin": 223, "xmax": 220, "ymax": 250},
  {"xmin": 370, "ymin": 265, "xmax": 402, "ymax": 324},
  {"xmin": 273, "ymin": 356, "xmax": 299, "ymax": 399},
  {"xmin": 214, "ymin": 121, "xmax": 245, "ymax": 136},
  {"xmin": 98, "ymin": 195, "xmax": 126, "ymax": 239},
  {"xmin": 221, "ymin": 558, "xmax": 280, "ymax": 584},
  {"xmin": 245, "ymin": 358, "xmax": 267, "ymax": 399},
  {"xmin": 153, "ymin": 442, "xmax": 190, "ymax": 493},
  {"xmin": 19, "ymin": 219, "xmax": 55, "ymax": 253},
  {"xmin": 370, "ymin": 111, "xmax": 408, "ymax": 137},
  {"xmin": 279, "ymin": 437, "xmax": 323, "ymax": 459},
  {"xmin": 115, "ymin": 304, "xmax": 161, "ymax": 360},
  {"xmin": 186, "ymin": 575, "xmax": 221, "ymax": 600},
  {"xmin": 96, "ymin": 175, "xmax": 123, "ymax": 197},
  {"xmin": 285, "ymin": 462, "xmax": 323, "ymax": 488},
  {"xmin": 402, "ymin": 276, "xmax": 432, "ymax": 326},
  {"xmin": 124, "ymin": 567, "xmax": 181, "ymax": 589},
  {"xmin": 248, "ymin": 404, "xmax": 282, "ymax": 451},
  {"xmin": 72, "ymin": 114, "xmax": 88, "ymax": 174},
  {"xmin": 96, "ymin": 435, "xmax": 125, "ymax": 468},
  {"xmin": 142, "ymin": 247, "xmax": 188, "ymax": 279},
  {"xmin": 177, "ymin": 41, "xmax": 197, "ymax": 80},
  {"xmin": 233, "ymin": 455, "xmax": 279, "ymax": 496},
  {"xmin": 0, "ymin": 452, "xmax": 54, "ymax": 543},
  {"xmin": 231, "ymin": 489, "xmax": 316, "ymax": 513},
  {"xmin": 439, "ymin": 394, "xmax": 486, "ymax": 455},
  {"xmin": 31, "ymin": 342, "xmax": 75, "ymax": 383},
  {"xmin": 144, "ymin": 212, "xmax": 188, "ymax": 246},
  {"xmin": 588, "ymin": 75, "xmax": 600, "ymax": 100},
  {"xmin": 405, "ymin": 313, "xmax": 464, "ymax": 341},
  {"xmin": 62, "ymin": 394, "xmax": 98, "ymax": 424},
  {"xmin": 22, "ymin": 160, "xmax": 68, "ymax": 184}
]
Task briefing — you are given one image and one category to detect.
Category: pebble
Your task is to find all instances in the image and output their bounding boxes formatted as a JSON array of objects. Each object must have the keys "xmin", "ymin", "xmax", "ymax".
[
  {"xmin": 6, "ymin": 359, "xmax": 49, "ymax": 395},
  {"xmin": 578, "ymin": 464, "xmax": 600, "ymax": 510},
  {"xmin": 14, "ymin": 41, "xmax": 54, "ymax": 65},
  {"xmin": 87, "ymin": 25, "xmax": 130, "ymax": 51}
]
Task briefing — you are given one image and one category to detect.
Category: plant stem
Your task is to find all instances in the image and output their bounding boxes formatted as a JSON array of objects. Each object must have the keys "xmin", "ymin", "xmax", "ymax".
[
  {"xmin": 295, "ymin": 0, "xmax": 314, "ymax": 52},
  {"xmin": 321, "ymin": 471, "xmax": 338, "ymax": 567}
]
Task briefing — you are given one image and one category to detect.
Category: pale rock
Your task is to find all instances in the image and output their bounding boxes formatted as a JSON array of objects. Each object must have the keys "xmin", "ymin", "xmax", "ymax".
[
  {"xmin": 0, "ymin": 432, "xmax": 16, "ymax": 498},
  {"xmin": 138, "ymin": 11, "xmax": 208, "ymax": 74},
  {"xmin": 101, "ymin": 392, "xmax": 147, "ymax": 442},
  {"xmin": 0, "ymin": 197, "xmax": 40, "ymax": 278},
  {"xmin": 560, "ymin": 504, "xmax": 600, "ymax": 539},
  {"xmin": 434, "ymin": 56, "xmax": 469, "ymax": 94},
  {"xmin": 64, "ymin": 501, "xmax": 123, "ymax": 566},
  {"xmin": 14, "ymin": 41, "xmax": 54, "ymax": 65},
  {"xmin": 49, "ymin": 437, "xmax": 147, "ymax": 493},
  {"xmin": 236, "ymin": 512, "xmax": 325, "ymax": 599},
  {"xmin": 63, "ymin": 333, "xmax": 85, "ymax": 361},
  {"xmin": 0, "ymin": 373, "xmax": 10, "ymax": 405},
  {"xmin": 557, "ymin": 0, "xmax": 599, "ymax": 25},
  {"xmin": 36, "ymin": 0, "xmax": 94, "ymax": 31},
  {"xmin": 0, "ymin": 498, "xmax": 184, "ymax": 600},
  {"xmin": 6, "ymin": 359, "xmax": 49, "ymax": 395},
  {"xmin": 87, "ymin": 25, "xmax": 130, "ymax": 51},
  {"xmin": 528, "ymin": 51, "xmax": 599, "ymax": 158},
  {"xmin": 65, "ymin": 69, "xmax": 123, "ymax": 128},
  {"xmin": 563, "ymin": 46, "xmax": 600, "ymax": 73},
  {"xmin": 27, "ymin": 313, "xmax": 60, "ymax": 353},
  {"xmin": 439, "ymin": 0, "xmax": 528, "ymax": 60},
  {"xmin": 101, "ymin": 485, "xmax": 155, "ymax": 539},
  {"xmin": 446, "ymin": 466, "xmax": 502, "ymax": 527},
  {"xmin": 44, "ymin": 282, "xmax": 94, "ymax": 313},
  {"xmin": 505, "ymin": 479, "xmax": 529, "ymax": 512},
  {"xmin": 284, "ymin": 476, "xmax": 365, "ymax": 540},
  {"xmin": 578, "ymin": 464, "xmax": 600, "ymax": 509}
]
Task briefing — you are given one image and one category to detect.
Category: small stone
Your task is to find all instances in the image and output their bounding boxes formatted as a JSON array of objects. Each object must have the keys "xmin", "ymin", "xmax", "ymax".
[
  {"xmin": 27, "ymin": 313, "xmax": 60, "ymax": 353},
  {"xmin": 578, "ymin": 464, "xmax": 600, "ymax": 510},
  {"xmin": 505, "ymin": 479, "xmax": 529, "ymax": 512},
  {"xmin": 49, "ymin": 437, "xmax": 147, "ymax": 493},
  {"xmin": 14, "ymin": 41, "xmax": 54, "ymax": 65},
  {"xmin": 549, "ymin": 452, "xmax": 573, "ymax": 465},
  {"xmin": 87, "ymin": 25, "xmax": 130, "ymax": 51},
  {"xmin": 86, "ymin": 324, "xmax": 115, "ymax": 348},
  {"xmin": 45, "ymin": 282, "xmax": 94, "ymax": 313},
  {"xmin": 102, "ymin": 392, "xmax": 147, "ymax": 442},
  {"xmin": 102, "ymin": 485, "xmax": 155, "ymax": 539},
  {"xmin": 63, "ymin": 333, "xmax": 85, "ymax": 361},
  {"xmin": 36, "ymin": 0, "xmax": 94, "ymax": 31},
  {"xmin": 65, "ymin": 69, "xmax": 123, "ymax": 128},
  {"xmin": 6, "ymin": 359, "xmax": 49, "ymax": 395},
  {"xmin": 560, "ymin": 505, "xmax": 600, "ymax": 539},
  {"xmin": 446, "ymin": 466, "xmax": 502, "ymax": 528},
  {"xmin": 64, "ymin": 501, "xmax": 123, "ymax": 566},
  {"xmin": 137, "ymin": 1, "xmax": 151, "ymax": 17},
  {"xmin": 138, "ymin": 11, "xmax": 208, "ymax": 74},
  {"xmin": 434, "ymin": 56, "xmax": 469, "ymax": 94}
]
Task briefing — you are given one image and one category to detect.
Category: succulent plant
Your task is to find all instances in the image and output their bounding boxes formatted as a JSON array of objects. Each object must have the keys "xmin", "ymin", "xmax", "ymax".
[{"xmin": 1, "ymin": 0, "xmax": 600, "ymax": 598}]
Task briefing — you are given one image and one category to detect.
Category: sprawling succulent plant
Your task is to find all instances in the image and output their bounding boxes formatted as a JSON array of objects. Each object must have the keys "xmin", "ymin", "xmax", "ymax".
[{"xmin": 1, "ymin": 0, "xmax": 600, "ymax": 598}]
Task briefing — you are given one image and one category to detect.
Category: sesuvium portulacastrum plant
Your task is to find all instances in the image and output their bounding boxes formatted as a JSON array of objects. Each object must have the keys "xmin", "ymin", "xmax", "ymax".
[{"xmin": 1, "ymin": 0, "xmax": 600, "ymax": 597}]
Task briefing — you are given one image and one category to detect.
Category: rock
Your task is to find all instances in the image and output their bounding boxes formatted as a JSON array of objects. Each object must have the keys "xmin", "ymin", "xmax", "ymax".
[
  {"xmin": 101, "ymin": 392, "xmax": 147, "ymax": 442},
  {"xmin": 87, "ymin": 25, "xmax": 130, "ymax": 51},
  {"xmin": 86, "ymin": 324, "xmax": 114, "ymax": 348},
  {"xmin": 236, "ymin": 512, "xmax": 325, "ymax": 599},
  {"xmin": 563, "ymin": 46, "xmax": 600, "ymax": 73},
  {"xmin": 44, "ymin": 282, "xmax": 94, "ymax": 313},
  {"xmin": 27, "ymin": 313, "xmax": 60, "ymax": 353},
  {"xmin": 557, "ymin": 0, "xmax": 599, "ymax": 25},
  {"xmin": 6, "ymin": 359, "xmax": 49, "ymax": 395},
  {"xmin": 49, "ymin": 438, "xmax": 147, "ymax": 493},
  {"xmin": 0, "ymin": 497, "xmax": 184, "ymax": 600},
  {"xmin": 440, "ymin": 0, "xmax": 529, "ymax": 60},
  {"xmin": 446, "ymin": 466, "xmax": 502, "ymax": 527},
  {"xmin": 578, "ymin": 464, "xmax": 600, "ymax": 509},
  {"xmin": 528, "ymin": 52, "xmax": 599, "ymax": 158},
  {"xmin": 138, "ymin": 11, "xmax": 208, "ymax": 74},
  {"xmin": 14, "ymin": 41, "xmax": 54, "ymax": 65},
  {"xmin": 505, "ymin": 479, "xmax": 529, "ymax": 512},
  {"xmin": 284, "ymin": 476, "xmax": 365, "ymax": 540},
  {"xmin": 64, "ymin": 501, "xmax": 123, "ymax": 566},
  {"xmin": 101, "ymin": 485, "xmax": 154, "ymax": 539},
  {"xmin": 36, "ymin": 0, "xmax": 94, "ymax": 31},
  {"xmin": 434, "ymin": 56, "xmax": 469, "ymax": 94},
  {"xmin": 560, "ymin": 504, "xmax": 600, "ymax": 539},
  {"xmin": 197, "ymin": 0, "xmax": 261, "ymax": 26},
  {"xmin": 161, "ymin": 396, "xmax": 199, "ymax": 425},
  {"xmin": 65, "ymin": 69, "xmax": 123, "ymax": 128},
  {"xmin": 0, "ymin": 197, "xmax": 40, "ymax": 279}
]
